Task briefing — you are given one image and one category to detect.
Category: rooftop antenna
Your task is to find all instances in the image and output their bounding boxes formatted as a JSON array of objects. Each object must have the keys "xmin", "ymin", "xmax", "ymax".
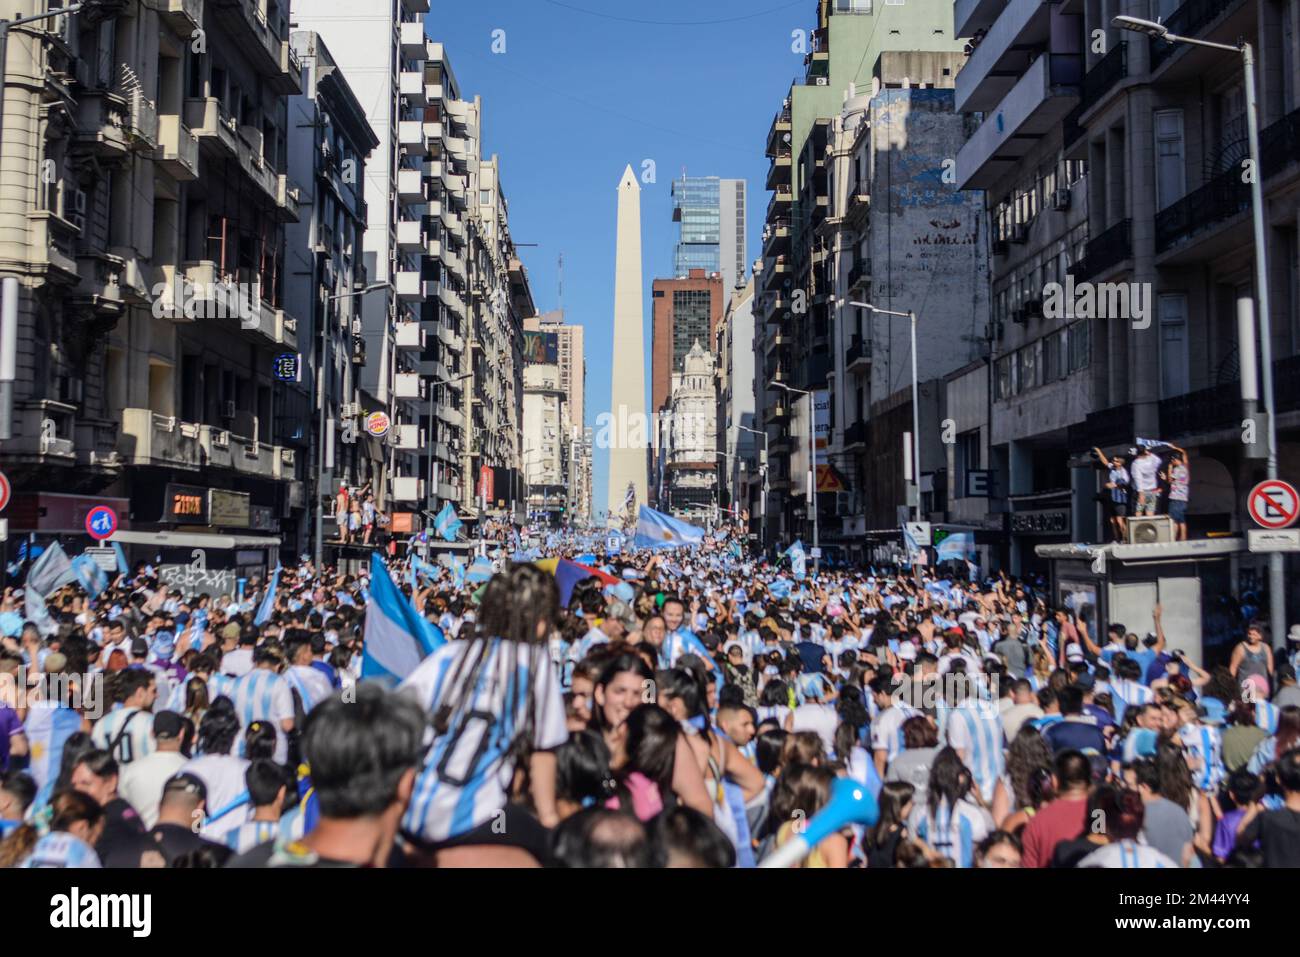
[{"xmin": 557, "ymin": 252, "xmax": 563, "ymax": 313}]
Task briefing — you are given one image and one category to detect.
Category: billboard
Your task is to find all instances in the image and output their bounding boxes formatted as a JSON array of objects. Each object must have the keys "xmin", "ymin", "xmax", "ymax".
[{"xmin": 523, "ymin": 331, "xmax": 558, "ymax": 364}]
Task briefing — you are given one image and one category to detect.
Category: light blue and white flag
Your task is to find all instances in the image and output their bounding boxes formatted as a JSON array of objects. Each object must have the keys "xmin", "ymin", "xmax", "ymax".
[
  {"xmin": 632, "ymin": 506, "xmax": 706, "ymax": 550},
  {"xmin": 434, "ymin": 502, "xmax": 462, "ymax": 543},
  {"xmin": 110, "ymin": 540, "xmax": 130, "ymax": 576},
  {"xmin": 466, "ymin": 555, "xmax": 494, "ymax": 584},
  {"xmin": 361, "ymin": 553, "xmax": 445, "ymax": 685},
  {"xmin": 785, "ymin": 540, "xmax": 807, "ymax": 580},
  {"xmin": 26, "ymin": 541, "xmax": 76, "ymax": 597},
  {"xmin": 24, "ymin": 588, "xmax": 58, "ymax": 637},
  {"xmin": 70, "ymin": 553, "xmax": 109, "ymax": 600},
  {"xmin": 254, "ymin": 566, "xmax": 280, "ymax": 626},
  {"xmin": 936, "ymin": 532, "xmax": 976, "ymax": 564}
]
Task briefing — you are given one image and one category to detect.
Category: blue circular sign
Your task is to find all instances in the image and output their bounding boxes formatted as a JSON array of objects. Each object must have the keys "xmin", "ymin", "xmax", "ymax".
[{"xmin": 85, "ymin": 505, "xmax": 118, "ymax": 541}]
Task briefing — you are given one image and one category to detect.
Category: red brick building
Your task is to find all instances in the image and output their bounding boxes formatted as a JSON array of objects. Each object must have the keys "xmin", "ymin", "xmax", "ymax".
[{"xmin": 651, "ymin": 269, "xmax": 725, "ymax": 415}]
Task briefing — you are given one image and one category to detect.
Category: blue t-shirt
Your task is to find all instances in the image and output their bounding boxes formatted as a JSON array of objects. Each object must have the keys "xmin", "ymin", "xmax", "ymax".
[
  {"xmin": 1129, "ymin": 648, "xmax": 1157, "ymax": 680},
  {"xmin": 1044, "ymin": 717, "xmax": 1108, "ymax": 755}
]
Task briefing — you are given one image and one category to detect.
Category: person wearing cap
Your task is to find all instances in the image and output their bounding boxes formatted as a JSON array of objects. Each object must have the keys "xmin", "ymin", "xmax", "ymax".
[
  {"xmin": 146, "ymin": 772, "xmax": 232, "ymax": 866},
  {"xmin": 118, "ymin": 711, "xmax": 191, "ymax": 828}
]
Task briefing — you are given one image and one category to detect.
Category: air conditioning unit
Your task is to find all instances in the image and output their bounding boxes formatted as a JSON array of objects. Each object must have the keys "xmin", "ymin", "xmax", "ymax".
[
  {"xmin": 1008, "ymin": 223, "xmax": 1029, "ymax": 244},
  {"xmin": 211, "ymin": 428, "xmax": 230, "ymax": 449},
  {"xmin": 220, "ymin": 400, "xmax": 236, "ymax": 420},
  {"xmin": 1051, "ymin": 187, "xmax": 1072, "ymax": 211},
  {"xmin": 1128, "ymin": 515, "xmax": 1174, "ymax": 545},
  {"xmin": 68, "ymin": 187, "xmax": 87, "ymax": 232},
  {"xmin": 340, "ymin": 402, "xmax": 359, "ymax": 419},
  {"xmin": 814, "ymin": 77, "xmax": 829, "ymax": 86}
]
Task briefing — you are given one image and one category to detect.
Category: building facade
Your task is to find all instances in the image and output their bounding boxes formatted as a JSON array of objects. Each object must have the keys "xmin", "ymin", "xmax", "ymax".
[
  {"xmin": 0, "ymin": 0, "xmax": 308, "ymax": 572},
  {"xmin": 716, "ymin": 279, "xmax": 757, "ymax": 521},
  {"xmin": 671, "ymin": 175, "xmax": 747, "ymax": 297},
  {"xmin": 661, "ymin": 341, "xmax": 718, "ymax": 519},
  {"xmin": 651, "ymin": 269, "xmax": 724, "ymax": 422},
  {"xmin": 522, "ymin": 361, "xmax": 566, "ymax": 525}
]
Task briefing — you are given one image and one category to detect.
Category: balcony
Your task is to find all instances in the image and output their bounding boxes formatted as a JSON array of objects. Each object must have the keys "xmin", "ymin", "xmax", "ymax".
[
  {"xmin": 197, "ymin": 424, "xmax": 233, "ymax": 469},
  {"xmin": 72, "ymin": 252, "xmax": 127, "ymax": 317},
  {"xmin": 396, "ymin": 218, "xmax": 425, "ymax": 251},
  {"xmin": 27, "ymin": 211, "xmax": 80, "ymax": 285},
  {"xmin": 395, "ymin": 424, "xmax": 423, "ymax": 450},
  {"xmin": 74, "ymin": 90, "xmax": 131, "ymax": 159},
  {"xmin": 395, "ymin": 321, "xmax": 425, "ymax": 350},
  {"xmin": 1066, "ymin": 403, "xmax": 1134, "ymax": 452},
  {"xmin": 438, "ymin": 324, "xmax": 464, "ymax": 352},
  {"xmin": 400, "ymin": 70, "xmax": 426, "ymax": 105},
  {"xmin": 1072, "ymin": 218, "xmax": 1131, "ymax": 281},
  {"xmin": 766, "ymin": 149, "xmax": 792, "ymax": 189},
  {"xmin": 846, "ymin": 335, "xmax": 871, "ymax": 374},
  {"xmin": 955, "ymin": 0, "xmax": 1006, "ymax": 38},
  {"xmin": 847, "ymin": 258, "xmax": 871, "ymax": 293},
  {"xmin": 276, "ymin": 175, "xmax": 302, "ymax": 222},
  {"xmin": 389, "ymin": 476, "xmax": 425, "ymax": 502},
  {"xmin": 442, "ymin": 244, "xmax": 466, "ymax": 279},
  {"xmin": 232, "ymin": 437, "xmax": 279, "ymax": 479},
  {"xmin": 395, "ymin": 270, "xmax": 425, "ymax": 300},
  {"xmin": 120, "ymin": 87, "xmax": 159, "ymax": 151},
  {"xmin": 400, "ymin": 20, "xmax": 427, "ymax": 57},
  {"xmin": 1154, "ymin": 169, "xmax": 1249, "ymax": 255},
  {"xmin": 956, "ymin": 52, "xmax": 1081, "ymax": 190},
  {"xmin": 763, "ymin": 219, "xmax": 790, "ymax": 255},
  {"xmin": 184, "ymin": 97, "xmax": 239, "ymax": 158},
  {"xmin": 843, "ymin": 420, "xmax": 869, "ymax": 450},
  {"xmin": 1078, "ymin": 42, "xmax": 1126, "ymax": 118},
  {"xmin": 437, "ymin": 481, "xmax": 461, "ymax": 502},
  {"xmin": 1261, "ymin": 106, "xmax": 1300, "ymax": 183},
  {"xmin": 955, "ymin": 0, "xmax": 1059, "ymax": 114},
  {"xmin": 399, "ymin": 120, "xmax": 428, "ymax": 155},
  {"xmin": 394, "ymin": 373, "xmax": 426, "ymax": 400},
  {"xmin": 156, "ymin": 115, "xmax": 199, "ymax": 181},
  {"xmin": 436, "ymin": 401, "xmax": 461, "ymax": 426},
  {"xmin": 119, "ymin": 409, "xmax": 201, "ymax": 468},
  {"xmin": 143, "ymin": 0, "xmax": 204, "ymax": 35},
  {"xmin": 765, "ymin": 105, "xmax": 792, "ymax": 155},
  {"xmin": 439, "ymin": 283, "xmax": 465, "ymax": 316},
  {"xmin": 1158, "ymin": 382, "xmax": 1241, "ymax": 439},
  {"xmin": 397, "ymin": 168, "xmax": 425, "ymax": 204},
  {"xmin": 211, "ymin": 0, "xmax": 298, "ymax": 94},
  {"xmin": 423, "ymin": 119, "xmax": 442, "ymax": 143}
]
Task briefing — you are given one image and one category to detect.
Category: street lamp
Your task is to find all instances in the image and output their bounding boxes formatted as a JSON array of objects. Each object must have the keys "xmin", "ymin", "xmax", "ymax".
[
  {"xmin": 847, "ymin": 300, "xmax": 921, "ymax": 523},
  {"xmin": 1113, "ymin": 15, "xmax": 1285, "ymax": 648},
  {"xmin": 770, "ymin": 380, "xmax": 820, "ymax": 574},
  {"xmin": 314, "ymin": 280, "xmax": 392, "ymax": 566},
  {"xmin": 737, "ymin": 424, "xmax": 769, "ymax": 554}
]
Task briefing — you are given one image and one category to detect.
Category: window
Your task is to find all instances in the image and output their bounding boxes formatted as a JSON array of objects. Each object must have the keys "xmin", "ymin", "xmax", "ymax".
[
  {"xmin": 1154, "ymin": 110, "xmax": 1185, "ymax": 210},
  {"xmin": 995, "ymin": 354, "xmax": 1013, "ymax": 399},
  {"xmin": 956, "ymin": 430, "xmax": 980, "ymax": 497},
  {"xmin": 1043, "ymin": 329, "xmax": 1065, "ymax": 382},
  {"xmin": 1017, "ymin": 342, "xmax": 1040, "ymax": 391},
  {"xmin": 1068, "ymin": 319, "xmax": 1090, "ymax": 372},
  {"xmin": 1158, "ymin": 294, "xmax": 1189, "ymax": 398}
]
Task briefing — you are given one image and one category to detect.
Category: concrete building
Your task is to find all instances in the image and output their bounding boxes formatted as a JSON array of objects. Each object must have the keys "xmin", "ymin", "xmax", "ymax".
[
  {"xmin": 716, "ymin": 279, "xmax": 757, "ymax": 521},
  {"xmin": 661, "ymin": 341, "xmax": 718, "ymax": 519},
  {"xmin": 822, "ymin": 54, "xmax": 989, "ymax": 558},
  {"xmin": 671, "ymin": 175, "xmax": 747, "ymax": 297},
  {"xmin": 522, "ymin": 362, "xmax": 566, "ymax": 525},
  {"xmin": 651, "ymin": 268, "xmax": 725, "ymax": 419},
  {"xmin": 952, "ymin": 0, "xmax": 1300, "ymax": 608},
  {"xmin": 285, "ymin": 31, "xmax": 380, "ymax": 557},
  {"xmin": 755, "ymin": 0, "xmax": 967, "ymax": 552},
  {"xmin": 527, "ymin": 309, "xmax": 589, "ymax": 522},
  {"xmin": 0, "ymin": 0, "xmax": 306, "ymax": 573},
  {"xmin": 606, "ymin": 164, "xmax": 648, "ymax": 525},
  {"xmin": 292, "ymin": 0, "xmax": 432, "ymax": 519}
]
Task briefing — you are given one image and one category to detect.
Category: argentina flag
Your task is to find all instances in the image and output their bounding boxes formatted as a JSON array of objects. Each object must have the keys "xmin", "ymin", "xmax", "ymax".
[
  {"xmin": 254, "ymin": 566, "xmax": 280, "ymax": 626},
  {"xmin": 785, "ymin": 540, "xmax": 807, "ymax": 579},
  {"xmin": 70, "ymin": 553, "xmax": 109, "ymax": 600},
  {"xmin": 361, "ymin": 553, "xmax": 445, "ymax": 685},
  {"xmin": 434, "ymin": 502, "xmax": 462, "ymax": 542},
  {"xmin": 632, "ymin": 506, "xmax": 705, "ymax": 549}
]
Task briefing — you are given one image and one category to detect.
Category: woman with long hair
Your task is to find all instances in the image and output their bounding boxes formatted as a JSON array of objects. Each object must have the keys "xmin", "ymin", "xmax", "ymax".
[
  {"xmin": 1248, "ymin": 705, "xmax": 1300, "ymax": 774},
  {"xmin": 991, "ymin": 726, "xmax": 1054, "ymax": 831},
  {"xmin": 401, "ymin": 563, "xmax": 568, "ymax": 867},
  {"xmin": 767, "ymin": 763, "xmax": 848, "ymax": 868},
  {"xmin": 911, "ymin": 746, "xmax": 992, "ymax": 868},
  {"xmin": 0, "ymin": 789, "xmax": 104, "ymax": 868},
  {"xmin": 865, "ymin": 780, "xmax": 916, "ymax": 869}
]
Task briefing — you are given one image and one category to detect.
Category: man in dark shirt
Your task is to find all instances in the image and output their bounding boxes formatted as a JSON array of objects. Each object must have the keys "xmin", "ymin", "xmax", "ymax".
[
  {"xmin": 70, "ymin": 749, "xmax": 149, "ymax": 866},
  {"xmin": 1237, "ymin": 748, "xmax": 1300, "ymax": 867},
  {"xmin": 1043, "ymin": 685, "xmax": 1108, "ymax": 756},
  {"xmin": 147, "ymin": 773, "xmax": 232, "ymax": 866}
]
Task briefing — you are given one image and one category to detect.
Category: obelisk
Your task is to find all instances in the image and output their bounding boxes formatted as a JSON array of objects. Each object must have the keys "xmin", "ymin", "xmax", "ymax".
[{"xmin": 606, "ymin": 165, "xmax": 648, "ymax": 526}]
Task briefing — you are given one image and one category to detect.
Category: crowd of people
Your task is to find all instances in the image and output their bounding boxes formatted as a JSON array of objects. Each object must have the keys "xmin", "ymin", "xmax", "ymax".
[{"xmin": 1, "ymin": 530, "xmax": 1299, "ymax": 869}]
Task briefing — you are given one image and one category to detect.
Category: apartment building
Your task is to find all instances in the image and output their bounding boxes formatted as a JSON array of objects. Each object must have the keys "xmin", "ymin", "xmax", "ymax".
[
  {"xmin": 756, "ymin": 0, "xmax": 966, "ymax": 552},
  {"xmin": 715, "ymin": 278, "xmax": 757, "ymax": 521},
  {"xmin": 660, "ymin": 342, "xmax": 718, "ymax": 519},
  {"xmin": 953, "ymin": 0, "xmax": 1299, "ymax": 597},
  {"xmin": 522, "ymin": 361, "xmax": 566, "ymax": 524},
  {"xmin": 821, "ymin": 52, "xmax": 988, "ymax": 561},
  {"xmin": 527, "ymin": 310, "xmax": 589, "ymax": 522},
  {"xmin": 0, "ymin": 0, "xmax": 306, "ymax": 571},
  {"xmin": 285, "ymin": 30, "xmax": 380, "ymax": 557}
]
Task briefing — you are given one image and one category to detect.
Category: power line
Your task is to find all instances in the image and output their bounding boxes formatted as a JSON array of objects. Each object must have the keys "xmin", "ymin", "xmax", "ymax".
[{"xmin": 541, "ymin": 0, "xmax": 804, "ymax": 27}]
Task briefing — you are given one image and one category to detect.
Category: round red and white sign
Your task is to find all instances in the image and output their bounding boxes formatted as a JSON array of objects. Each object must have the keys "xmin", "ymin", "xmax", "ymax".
[
  {"xmin": 1247, "ymin": 479, "xmax": 1300, "ymax": 530},
  {"xmin": 0, "ymin": 469, "xmax": 9, "ymax": 512},
  {"xmin": 365, "ymin": 411, "xmax": 391, "ymax": 437}
]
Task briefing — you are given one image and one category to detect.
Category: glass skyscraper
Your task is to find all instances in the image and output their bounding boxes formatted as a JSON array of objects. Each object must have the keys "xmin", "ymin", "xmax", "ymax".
[{"xmin": 671, "ymin": 176, "xmax": 746, "ymax": 294}]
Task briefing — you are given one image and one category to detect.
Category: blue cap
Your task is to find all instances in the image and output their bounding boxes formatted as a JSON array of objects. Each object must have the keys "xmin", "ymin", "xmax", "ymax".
[
  {"xmin": 1198, "ymin": 698, "xmax": 1227, "ymax": 725},
  {"xmin": 1126, "ymin": 728, "xmax": 1160, "ymax": 760}
]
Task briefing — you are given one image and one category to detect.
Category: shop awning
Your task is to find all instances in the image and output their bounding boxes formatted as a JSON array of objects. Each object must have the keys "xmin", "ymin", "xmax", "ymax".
[{"xmin": 108, "ymin": 530, "xmax": 281, "ymax": 550}]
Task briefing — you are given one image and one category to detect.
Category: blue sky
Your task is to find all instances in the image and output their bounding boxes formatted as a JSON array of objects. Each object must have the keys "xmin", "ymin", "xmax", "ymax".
[{"xmin": 429, "ymin": 0, "xmax": 809, "ymax": 516}]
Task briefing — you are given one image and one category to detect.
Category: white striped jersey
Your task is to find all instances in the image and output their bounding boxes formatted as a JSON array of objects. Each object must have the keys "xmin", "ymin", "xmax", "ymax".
[
  {"xmin": 181, "ymin": 753, "xmax": 251, "ymax": 841},
  {"xmin": 1255, "ymin": 701, "xmax": 1280, "ymax": 735},
  {"xmin": 401, "ymin": 637, "xmax": 567, "ymax": 844},
  {"xmin": 870, "ymin": 704, "xmax": 913, "ymax": 766},
  {"xmin": 19, "ymin": 832, "xmax": 102, "ymax": 868},
  {"xmin": 912, "ymin": 798, "xmax": 990, "ymax": 868},
  {"xmin": 228, "ymin": 668, "xmax": 294, "ymax": 764},
  {"xmin": 1109, "ymin": 678, "xmax": 1154, "ymax": 724},
  {"xmin": 659, "ymin": 629, "xmax": 711, "ymax": 670},
  {"xmin": 565, "ymin": 628, "xmax": 610, "ymax": 673},
  {"xmin": 91, "ymin": 706, "xmax": 156, "ymax": 766},
  {"xmin": 1077, "ymin": 839, "xmax": 1177, "ymax": 868},
  {"xmin": 755, "ymin": 704, "xmax": 792, "ymax": 727},
  {"xmin": 1178, "ymin": 722, "xmax": 1224, "ymax": 791},
  {"xmin": 945, "ymin": 701, "xmax": 1006, "ymax": 803},
  {"xmin": 224, "ymin": 819, "xmax": 282, "ymax": 855},
  {"xmin": 282, "ymin": 665, "xmax": 334, "ymax": 715}
]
